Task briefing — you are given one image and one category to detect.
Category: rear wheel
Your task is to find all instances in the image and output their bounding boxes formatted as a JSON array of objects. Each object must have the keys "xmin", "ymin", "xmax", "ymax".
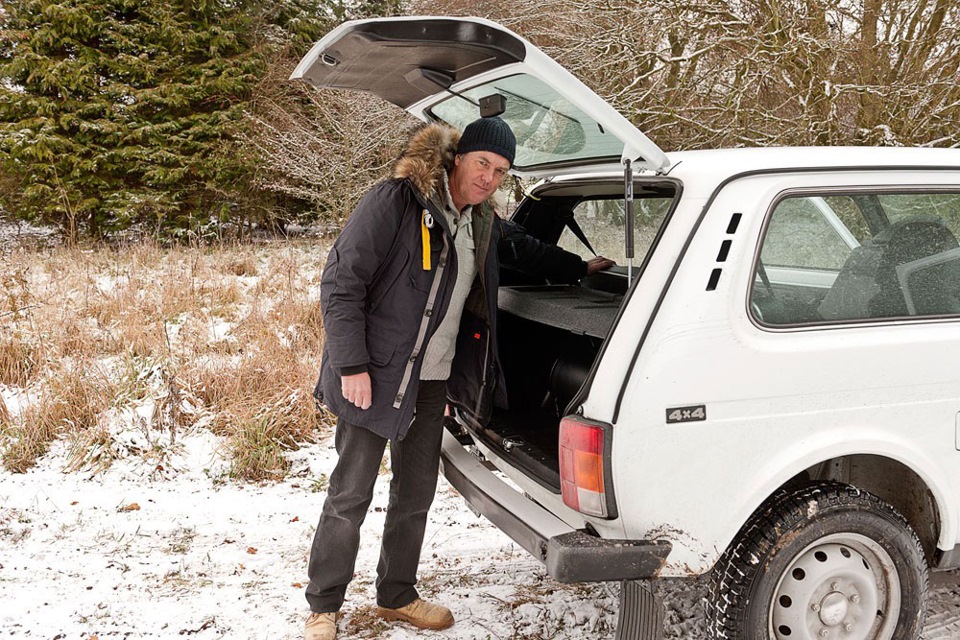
[{"xmin": 708, "ymin": 482, "xmax": 928, "ymax": 640}]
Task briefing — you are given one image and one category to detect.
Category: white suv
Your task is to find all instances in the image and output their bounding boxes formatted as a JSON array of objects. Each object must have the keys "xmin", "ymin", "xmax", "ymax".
[{"xmin": 294, "ymin": 17, "xmax": 960, "ymax": 640}]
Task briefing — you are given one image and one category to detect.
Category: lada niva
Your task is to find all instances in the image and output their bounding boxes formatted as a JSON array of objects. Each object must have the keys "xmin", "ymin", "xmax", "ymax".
[{"xmin": 294, "ymin": 16, "xmax": 960, "ymax": 639}]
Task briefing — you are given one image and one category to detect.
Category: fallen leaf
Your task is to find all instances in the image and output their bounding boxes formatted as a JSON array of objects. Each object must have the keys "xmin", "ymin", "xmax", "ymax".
[
  {"xmin": 292, "ymin": 582, "xmax": 303, "ymax": 588},
  {"xmin": 246, "ymin": 547, "xmax": 258, "ymax": 555},
  {"xmin": 119, "ymin": 503, "xmax": 140, "ymax": 512},
  {"xmin": 290, "ymin": 516, "xmax": 299, "ymax": 523}
]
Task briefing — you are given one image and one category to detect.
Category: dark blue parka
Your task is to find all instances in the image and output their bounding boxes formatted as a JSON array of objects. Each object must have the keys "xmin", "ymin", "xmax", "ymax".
[{"xmin": 315, "ymin": 124, "xmax": 587, "ymax": 441}]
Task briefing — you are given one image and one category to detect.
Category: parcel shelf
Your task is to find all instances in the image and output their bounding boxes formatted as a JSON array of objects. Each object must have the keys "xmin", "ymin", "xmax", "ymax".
[{"xmin": 497, "ymin": 285, "xmax": 622, "ymax": 339}]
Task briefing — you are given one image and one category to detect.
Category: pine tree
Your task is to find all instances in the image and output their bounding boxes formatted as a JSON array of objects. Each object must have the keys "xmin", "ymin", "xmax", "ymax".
[{"xmin": 0, "ymin": 0, "xmax": 322, "ymax": 239}]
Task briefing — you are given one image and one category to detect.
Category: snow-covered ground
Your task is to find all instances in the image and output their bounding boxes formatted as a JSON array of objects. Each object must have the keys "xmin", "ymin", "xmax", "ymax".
[
  {"xmin": 2, "ymin": 229, "xmax": 960, "ymax": 638},
  {"xmin": 3, "ymin": 423, "xmax": 960, "ymax": 639},
  {"xmin": 0, "ymin": 426, "xmax": 642, "ymax": 639}
]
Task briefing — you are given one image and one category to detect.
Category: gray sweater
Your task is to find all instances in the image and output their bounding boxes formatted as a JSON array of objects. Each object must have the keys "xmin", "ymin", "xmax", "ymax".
[{"xmin": 420, "ymin": 175, "xmax": 476, "ymax": 380}]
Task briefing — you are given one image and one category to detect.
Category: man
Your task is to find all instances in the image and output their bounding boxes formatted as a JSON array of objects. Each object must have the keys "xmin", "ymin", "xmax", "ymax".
[{"xmin": 305, "ymin": 117, "xmax": 611, "ymax": 640}]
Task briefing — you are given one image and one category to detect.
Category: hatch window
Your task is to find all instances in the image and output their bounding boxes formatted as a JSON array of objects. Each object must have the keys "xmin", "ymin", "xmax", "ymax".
[{"xmin": 430, "ymin": 74, "xmax": 623, "ymax": 171}]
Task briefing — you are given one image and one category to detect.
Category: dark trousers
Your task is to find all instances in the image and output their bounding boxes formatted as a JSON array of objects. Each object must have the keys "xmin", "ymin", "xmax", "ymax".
[{"xmin": 305, "ymin": 380, "xmax": 448, "ymax": 613}]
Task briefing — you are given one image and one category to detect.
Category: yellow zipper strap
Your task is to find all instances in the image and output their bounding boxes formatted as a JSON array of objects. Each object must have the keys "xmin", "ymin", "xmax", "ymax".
[{"xmin": 421, "ymin": 209, "xmax": 432, "ymax": 271}]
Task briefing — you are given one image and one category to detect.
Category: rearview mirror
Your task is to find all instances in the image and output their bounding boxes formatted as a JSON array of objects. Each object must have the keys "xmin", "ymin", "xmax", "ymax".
[{"xmin": 480, "ymin": 94, "xmax": 507, "ymax": 118}]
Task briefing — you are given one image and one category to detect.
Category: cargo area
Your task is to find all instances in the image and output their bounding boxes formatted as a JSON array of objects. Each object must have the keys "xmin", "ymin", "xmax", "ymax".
[
  {"xmin": 481, "ymin": 288, "xmax": 616, "ymax": 490},
  {"xmin": 452, "ymin": 179, "xmax": 676, "ymax": 491}
]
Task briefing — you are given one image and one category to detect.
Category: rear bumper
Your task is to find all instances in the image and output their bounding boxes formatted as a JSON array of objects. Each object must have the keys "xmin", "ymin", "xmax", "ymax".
[{"xmin": 439, "ymin": 430, "xmax": 671, "ymax": 583}]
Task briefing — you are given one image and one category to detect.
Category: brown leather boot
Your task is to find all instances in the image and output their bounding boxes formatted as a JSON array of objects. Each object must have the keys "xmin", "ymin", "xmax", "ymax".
[
  {"xmin": 304, "ymin": 612, "xmax": 337, "ymax": 640},
  {"xmin": 377, "ymin": 598, "xmax": 455, "ymax": 630}
]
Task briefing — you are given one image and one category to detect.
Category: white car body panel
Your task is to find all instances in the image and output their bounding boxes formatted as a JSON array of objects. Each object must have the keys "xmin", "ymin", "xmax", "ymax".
[{"xmin": 589, "ymin": 167, "xmax": 960, "ymax": 574}]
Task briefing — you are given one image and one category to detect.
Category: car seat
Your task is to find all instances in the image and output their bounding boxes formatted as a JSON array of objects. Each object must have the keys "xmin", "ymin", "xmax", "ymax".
[{"xmin": 819, "ymin": 215, "xmax": 960, "ymax": 320}]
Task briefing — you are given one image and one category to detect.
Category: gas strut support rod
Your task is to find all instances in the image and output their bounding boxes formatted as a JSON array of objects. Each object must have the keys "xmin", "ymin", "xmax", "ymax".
[{"xmin": 624, "ymin": 158, "xmax": 634, "ymax": 286}]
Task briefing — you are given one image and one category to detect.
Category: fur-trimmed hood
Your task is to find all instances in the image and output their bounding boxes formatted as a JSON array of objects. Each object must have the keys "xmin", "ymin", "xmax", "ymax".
[{"xmin": 393, "ymin": 123, "xmax": 460, "ymax": 201}]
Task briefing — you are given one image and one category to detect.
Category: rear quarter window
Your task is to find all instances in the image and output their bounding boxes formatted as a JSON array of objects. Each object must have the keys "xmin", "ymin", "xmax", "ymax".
[{"xmin": 752, "ymin": 191, "xmax": 960, "ymax": 326}]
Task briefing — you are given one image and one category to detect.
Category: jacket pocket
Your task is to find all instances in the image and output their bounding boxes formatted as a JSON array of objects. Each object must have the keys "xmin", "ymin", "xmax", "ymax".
[
  {"xmin": 368, "ymin": 244, "xmax": 411, "ymax": 314},
  {"xmin": 366, "ymin": 334, "xmax": 406, "ymax": 408},
  {"xmin": 367, "ymin": 334, "xmax": 397, "ymax": 366}
]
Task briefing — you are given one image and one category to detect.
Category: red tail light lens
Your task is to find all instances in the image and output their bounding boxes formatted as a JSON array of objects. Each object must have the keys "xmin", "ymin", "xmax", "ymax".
[{"xmin": 559, "ymin": 416, "xmax": 609, "ymax": 518}]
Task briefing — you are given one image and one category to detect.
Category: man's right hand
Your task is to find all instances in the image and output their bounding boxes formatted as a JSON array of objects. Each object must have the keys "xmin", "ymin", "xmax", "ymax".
[
  {"xmin": 341, "ymin": 372, "xmax": 372, "ymax": 410},
  {"xmin": 585, "ymin": 256, "xmax": 616, "ymax": 275}
]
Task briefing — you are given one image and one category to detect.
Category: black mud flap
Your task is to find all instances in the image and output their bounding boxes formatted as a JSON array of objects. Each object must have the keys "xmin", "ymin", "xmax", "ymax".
[{"xmin": 615, "ymin": 580, "xmax": 664, "ymax": 640}]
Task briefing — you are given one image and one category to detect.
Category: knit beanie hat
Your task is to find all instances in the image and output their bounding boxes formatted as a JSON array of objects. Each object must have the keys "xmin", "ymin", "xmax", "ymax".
[{"xmin": 456, "ymin": 117, "xmax": 517, "ymax": 167}]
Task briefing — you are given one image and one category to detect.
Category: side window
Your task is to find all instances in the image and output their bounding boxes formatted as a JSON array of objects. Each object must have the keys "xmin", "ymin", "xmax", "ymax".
[
  {"xmin": 753, "ymin": 192, "xmax": 960, "ymax": 325},
  {"xmin": 759, "ymin": 197, "xmax": 858, "ymax": 271},
  {"xmin": 557, "ymin": 196, "xmax": 671, "ymax": 265}
]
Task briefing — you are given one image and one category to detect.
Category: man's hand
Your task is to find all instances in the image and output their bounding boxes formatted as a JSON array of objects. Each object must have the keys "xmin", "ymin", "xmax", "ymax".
[
  {"xmin": 585, "ymin": 256, "xmax": 616, "ymax": 275},
  {"xmin": 341, "ymin": 372, "xmax": 372, "ymax": 410}
]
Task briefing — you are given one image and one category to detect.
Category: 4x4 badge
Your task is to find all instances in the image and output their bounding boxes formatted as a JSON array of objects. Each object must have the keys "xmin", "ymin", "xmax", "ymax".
[{"xmin": 666, "ymin": 405, "xmax": 707, "ymax": 423}]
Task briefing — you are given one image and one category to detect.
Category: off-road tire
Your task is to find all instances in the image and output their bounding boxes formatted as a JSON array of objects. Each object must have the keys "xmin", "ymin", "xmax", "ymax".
[{"xmin": 707, "ymin": 481, "xmax": 928, "ymax": 640}]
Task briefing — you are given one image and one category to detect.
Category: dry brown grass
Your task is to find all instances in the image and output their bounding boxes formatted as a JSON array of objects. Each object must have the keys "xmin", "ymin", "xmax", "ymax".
[
  {"xmin": 0, "ymin": 335, "xmax": 38, "ymax": 387},
  {"xmin": 63, "ymin": 424, "xmax": 117, "ymax": 475},
  {"xmin": 341, "ymin": 604, "xmax": 391, "ymax": 637},
  {"xmin": 187, "ymin": 347, "xmax": 322, "ymax": 481},
  {"xmin": 4, "ymin": 360, "xmax": 113, "ymax": 472},
  {"xmin": 221, "ymin": 252, "xmax": 258, "ymax": 277},
  {"xmin": 0, "ymin": 240, "xmax": 332, "ymax": 476}
]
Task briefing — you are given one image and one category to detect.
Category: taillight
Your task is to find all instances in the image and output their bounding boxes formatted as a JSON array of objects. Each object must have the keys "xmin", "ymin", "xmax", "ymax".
[{"xmin": 559, "ymin": 416, "xmax": 610, "ymax": 518}]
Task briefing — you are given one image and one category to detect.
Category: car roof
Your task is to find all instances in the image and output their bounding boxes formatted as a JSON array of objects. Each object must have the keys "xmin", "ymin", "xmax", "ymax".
[
  {"xmin": 533, "ymin": 146, "xmax": 960, "ymax": 199},
  {"xmin": 667, "ymin": 146, "xmax": 960, "ymax": 174}
]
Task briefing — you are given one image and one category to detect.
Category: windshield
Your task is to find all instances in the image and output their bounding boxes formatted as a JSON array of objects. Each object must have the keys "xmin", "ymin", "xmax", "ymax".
[{"xmin": 429, "ymin": 74, "xmax": 624, "ymax": 172}]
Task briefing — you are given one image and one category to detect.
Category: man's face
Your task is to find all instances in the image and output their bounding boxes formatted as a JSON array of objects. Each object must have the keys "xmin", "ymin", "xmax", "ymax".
[{"xmin": 449, "ymin": 151, "xmax": 510, "ymax": 209}]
